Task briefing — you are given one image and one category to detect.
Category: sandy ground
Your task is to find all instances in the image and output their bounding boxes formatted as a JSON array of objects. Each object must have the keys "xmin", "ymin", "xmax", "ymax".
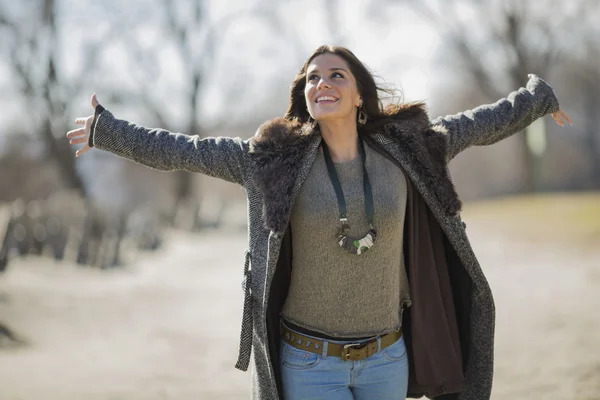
[{"xmin": 0, "ymin": 196, "xmax": 599, "ymax": 400}]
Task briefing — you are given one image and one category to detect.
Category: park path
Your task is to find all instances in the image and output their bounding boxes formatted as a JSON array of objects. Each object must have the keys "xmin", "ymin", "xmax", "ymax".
[{"xmin": 0, "ymin": 206, "xmax": 599, "ymax": 399}]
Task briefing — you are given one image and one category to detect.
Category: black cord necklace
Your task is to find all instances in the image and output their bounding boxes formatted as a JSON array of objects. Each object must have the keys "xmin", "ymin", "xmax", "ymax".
[{"xmin": 321, "ymin": 138, "xmax": 377, "ymax": 255}]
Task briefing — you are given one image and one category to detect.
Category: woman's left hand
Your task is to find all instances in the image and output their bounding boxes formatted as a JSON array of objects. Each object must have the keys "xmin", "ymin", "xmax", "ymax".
[
  {"xmin": 551, "ymin": 110, "xmax": 573, "ymax": 127},
  {"xmin": 527, "ymin": 74, "xmax": 573, "ymax": 127}
]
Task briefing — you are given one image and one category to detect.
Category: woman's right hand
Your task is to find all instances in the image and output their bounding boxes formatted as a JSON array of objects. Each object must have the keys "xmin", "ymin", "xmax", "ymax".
[{"xmin": 66, "ymin": 93, "xmax": 100, "ymax": 157}]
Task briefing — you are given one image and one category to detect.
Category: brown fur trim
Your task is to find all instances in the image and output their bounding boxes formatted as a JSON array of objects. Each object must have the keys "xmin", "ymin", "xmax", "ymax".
[
  {"xmin": 249, "ymin": 105, "xmax": 461, "ymax": 232},
  {"xmin": 249, "ymin": 118, "xmax": 320, "ymax": 232}
]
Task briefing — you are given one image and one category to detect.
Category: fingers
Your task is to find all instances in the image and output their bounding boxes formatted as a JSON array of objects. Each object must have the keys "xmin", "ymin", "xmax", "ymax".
[
  {"xmin": 552, "ymin": 110, "xmax": 573, "ymax": 127},
  {"xmin": 552, "ymin": 112, "xmax": 565, "ymax": 127},
  {"xmin": 66, "ymin": 127, "xmax": 86, "ymax": 139},
  {"xmin": 91, "ymin": 93, "xmax": 99, "ymax": 109},
  {"xmin": 69, "ymin": 136, "xmax": 88, "ymax": 145},
  {"xmin": 68, "ymin": 95, "xmax": 98, "ymax": 159},
  {"xmin": 560, "ymin": 110, "xmax": 573, "ymax": 125},
  {"xmin": 74, "ymin": 115, "xmax": 93, "ymax": 127},
  {"xmin": 75, "ymin": 144, "xmax": 92, "ymax": 158},
  {"xmin": 66, "ymin": 128, "xmax": 85, "ymax": 138}
]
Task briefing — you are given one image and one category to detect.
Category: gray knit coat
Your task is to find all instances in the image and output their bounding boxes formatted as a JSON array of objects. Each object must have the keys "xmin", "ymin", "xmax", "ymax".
[{"xmin": 90, "ymin": 75, "xmax": 559, "ymax": 399}]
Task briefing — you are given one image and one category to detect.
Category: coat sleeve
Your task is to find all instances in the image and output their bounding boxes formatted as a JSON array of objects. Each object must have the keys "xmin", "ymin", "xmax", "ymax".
[
  {"xmin": 89, "ymin": 106, "xmax": 250, "ymax": 185},
  {"xmin": 430, "ymin": 75, "xmax": 560, "ymax": 161}
]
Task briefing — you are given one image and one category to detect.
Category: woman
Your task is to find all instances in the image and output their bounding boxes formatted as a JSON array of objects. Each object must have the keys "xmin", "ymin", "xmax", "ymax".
[{"xmin": 67, "ymin": 45, "xmax": 572, "ymax": 400}]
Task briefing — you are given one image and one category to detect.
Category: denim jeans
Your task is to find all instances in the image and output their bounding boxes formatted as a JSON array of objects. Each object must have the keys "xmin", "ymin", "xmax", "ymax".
[{"xmin": 279, "ymin": 324, "xmax": 409, "ymax": 400}]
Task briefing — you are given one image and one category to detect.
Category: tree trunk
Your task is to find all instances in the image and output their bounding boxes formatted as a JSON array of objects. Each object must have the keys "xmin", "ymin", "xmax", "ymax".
[
  {"xmin": 510, "ymin": 62, "xmax": 542, "ymax": 194},
  {"xmin": 39, "ymin": 0, "xmax": 88, "ymax": 198},
  {"xmin": 41, "ymin": 119, "xmax": 88, "ymax": 197},
  {"xmin": 170, "ymin": 73, "xmax": 202, "ymax": 228},
  {"xmin": 516, "ymin": 132, "xmax": 536, "ymax": 193},
  {"xmin": 584, "ymin": 88, "xmax": 600, "ymax": 189}
]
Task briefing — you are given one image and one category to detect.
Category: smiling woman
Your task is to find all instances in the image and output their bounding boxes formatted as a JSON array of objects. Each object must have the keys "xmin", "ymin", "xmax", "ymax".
[
  {"xmin": 305, "ymin": 59, "xmax": 362, "ymax": 123},
  {"xmin": 66, "ymin": 44, "xmax": 571, "ymax": 400}
]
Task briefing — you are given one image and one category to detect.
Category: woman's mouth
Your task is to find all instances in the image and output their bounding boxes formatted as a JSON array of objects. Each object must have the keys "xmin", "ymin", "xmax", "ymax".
[{"xmin": 315, "ymin": 95, "xmax": 339, "ymax": 104}]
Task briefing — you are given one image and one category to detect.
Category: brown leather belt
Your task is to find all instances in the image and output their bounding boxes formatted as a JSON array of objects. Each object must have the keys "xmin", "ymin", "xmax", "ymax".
[{"xmin": 281, "ymin": 324, "xmax": 402, "ymax": 362}]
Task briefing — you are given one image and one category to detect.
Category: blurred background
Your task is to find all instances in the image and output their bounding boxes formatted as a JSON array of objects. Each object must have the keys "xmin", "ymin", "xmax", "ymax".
[{"xmin": 0, "ymin": 0, "xmax": 598, "ymax": 399}]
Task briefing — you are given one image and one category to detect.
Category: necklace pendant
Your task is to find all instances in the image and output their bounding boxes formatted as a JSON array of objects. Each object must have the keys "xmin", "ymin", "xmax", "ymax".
[
  {"xmin": 337, "ymin": 225, "xmax": 377, "ymax": 255},
  {"xmin": 323, "ymin": 139, "xmax": 377, "ymax": 256}
]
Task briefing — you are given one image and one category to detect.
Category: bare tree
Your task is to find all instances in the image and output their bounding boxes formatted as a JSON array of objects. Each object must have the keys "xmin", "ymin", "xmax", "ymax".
[
  {"xmin": 112, "ymin": 0, "xmax": 272, "ymax": 229},
  {"xmin": 161, "ymin": 0, "xmax": 214, "ymax": 216},
  {"xmin": 400, "ymin": 0, "xmax": 599, "ymax": 192},
  {"xmin": 0, "ymin": 0, "xmax": 112, "ymax": 198},
  {"xmin": 258, "ymin": 0, "xmax": 367, "ymax": 64},
  {"xmin": 576, "ymin": 38, "xmax": 600, "ymax": 189}
]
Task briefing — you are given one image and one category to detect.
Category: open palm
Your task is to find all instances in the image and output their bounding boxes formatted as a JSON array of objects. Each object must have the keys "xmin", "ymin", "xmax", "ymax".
[{"xmin": 66, "ymin": 94, "xmax": 100, "ymax": 157}]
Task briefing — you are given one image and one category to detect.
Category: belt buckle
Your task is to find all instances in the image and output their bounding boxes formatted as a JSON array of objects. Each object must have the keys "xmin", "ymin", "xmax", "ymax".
[{"xmin": 341, "ymin": 343, "xmax": 362, "ymax": 361}]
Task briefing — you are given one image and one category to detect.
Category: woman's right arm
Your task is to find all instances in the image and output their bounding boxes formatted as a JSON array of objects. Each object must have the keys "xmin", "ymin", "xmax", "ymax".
[{"xmin": 68, "ymin": 96, "xmax": 250, "ymax": 186}]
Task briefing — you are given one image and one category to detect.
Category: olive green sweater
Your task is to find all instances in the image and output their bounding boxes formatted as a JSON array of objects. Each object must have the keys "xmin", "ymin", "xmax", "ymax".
[{"xmin": 281, "ymin": 143, "xmax": 411, "ymax": 337}]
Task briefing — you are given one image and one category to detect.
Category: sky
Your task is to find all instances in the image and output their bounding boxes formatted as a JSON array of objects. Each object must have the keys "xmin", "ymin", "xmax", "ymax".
[
  {"xmin": 0, "ymin": 0, "xmax": 440, "ymax": 137},
  {"xmin": 2, "ymin": 0, "xmax": 598, "ymax": 208},
  {"xmin": 0, "ymin": 0, "xmax": 445, "ymax": 209}
]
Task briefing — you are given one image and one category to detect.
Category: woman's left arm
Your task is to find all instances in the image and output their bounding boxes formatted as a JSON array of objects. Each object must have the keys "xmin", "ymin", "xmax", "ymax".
[{"xmin": 431, "ymin": 74, "xmax": 572, "ymax": 161}]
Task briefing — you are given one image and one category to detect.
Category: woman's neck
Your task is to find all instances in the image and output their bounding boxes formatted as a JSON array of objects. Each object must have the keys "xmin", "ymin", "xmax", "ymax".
[{"xmin": 318, "ymin": 119, "xmax": 359, "ymax": 163}]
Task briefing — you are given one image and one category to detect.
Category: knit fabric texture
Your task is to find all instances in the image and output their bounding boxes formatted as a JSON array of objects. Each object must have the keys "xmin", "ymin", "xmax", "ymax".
[
  {"xmin": 90, "ymin": 75, "xmax": 561, "ymax": 400},
  {"xmin": 282, "ymin": 144, "xmax": 410, "ymax": 337}
]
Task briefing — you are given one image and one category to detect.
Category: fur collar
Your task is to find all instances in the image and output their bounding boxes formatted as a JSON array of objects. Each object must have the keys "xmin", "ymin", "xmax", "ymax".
[
  {"xmin": 249, "ymin": 104, "xmax": 461, "ymax": 233},
  {"xmin": 250, "ymin": 103, "xmax": 431, "ymax": 149}
]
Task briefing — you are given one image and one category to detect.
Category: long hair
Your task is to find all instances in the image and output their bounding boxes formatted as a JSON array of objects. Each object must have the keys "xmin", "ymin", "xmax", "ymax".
[{"xmin": 284, "ymin": 44, "xmax": 425, "ymax": 131}]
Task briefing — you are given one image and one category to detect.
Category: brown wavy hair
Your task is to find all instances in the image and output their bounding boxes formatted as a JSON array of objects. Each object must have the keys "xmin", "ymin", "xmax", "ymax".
[{"xmin": 284, "ymin": 44, "xmax": 426, "ymax": 131}]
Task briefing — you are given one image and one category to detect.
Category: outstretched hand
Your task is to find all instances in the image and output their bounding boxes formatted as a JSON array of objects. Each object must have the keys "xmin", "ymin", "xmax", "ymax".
[
  {"xmin": 551, "ymin": 110, "xmax": 573, "ymax": 127},
  {"xmin": 66, "ymin": 94, "xmax": 100, "ymax": 157},
  {"xmin": 527, "ymin": 74, "xmax": 573, "ymax": 128}
]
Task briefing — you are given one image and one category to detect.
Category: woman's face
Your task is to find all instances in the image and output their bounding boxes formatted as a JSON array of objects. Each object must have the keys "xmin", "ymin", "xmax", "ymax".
[{"xmin": 304, "ymin": 53, "xmax": 362, "ymax": 123}]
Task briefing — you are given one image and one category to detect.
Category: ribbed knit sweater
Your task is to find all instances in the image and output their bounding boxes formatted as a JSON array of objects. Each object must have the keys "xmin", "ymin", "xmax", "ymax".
[{"xmin": 281, "ymin": 142, "xmax": 411, "ymax": 337}]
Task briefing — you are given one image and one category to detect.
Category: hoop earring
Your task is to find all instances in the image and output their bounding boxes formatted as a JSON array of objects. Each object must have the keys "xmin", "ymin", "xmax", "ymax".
[{"xmin": 357, "ymin": 106, "xmax": 368, "ymax": 125}]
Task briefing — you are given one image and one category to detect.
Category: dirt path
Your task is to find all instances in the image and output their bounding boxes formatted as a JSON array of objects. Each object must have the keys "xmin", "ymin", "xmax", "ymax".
[
  {"xmin": 0, "ymin": 196, "xmax": 599, "ymax": 399},
  {"xmin": 0, "ymin": 232, "xmax": 250, "ymax": 400},
  {"xmin": 464, "ymin": 212, "xmax": 600, "ymax": 400}
]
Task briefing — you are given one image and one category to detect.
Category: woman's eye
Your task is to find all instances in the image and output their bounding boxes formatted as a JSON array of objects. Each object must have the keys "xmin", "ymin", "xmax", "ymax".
[
  {"xmin": 332, "ymin": 72, "xmax": 343, "ymax": 78},
  {"xmin": 308, "ymin": 74, "xmax": 319, "ymax": 81}
]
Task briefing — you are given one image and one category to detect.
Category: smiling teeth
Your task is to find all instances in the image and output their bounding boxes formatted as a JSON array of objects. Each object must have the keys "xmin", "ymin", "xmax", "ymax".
[{"xmin": 317, "ymin": 96, "xmax": 337, "ymax": 102}]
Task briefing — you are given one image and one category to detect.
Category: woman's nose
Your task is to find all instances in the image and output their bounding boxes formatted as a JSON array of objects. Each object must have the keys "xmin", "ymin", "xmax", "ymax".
[{"xmin": 317, "ymin": 78, "xmax": 331, "ymax": 90}]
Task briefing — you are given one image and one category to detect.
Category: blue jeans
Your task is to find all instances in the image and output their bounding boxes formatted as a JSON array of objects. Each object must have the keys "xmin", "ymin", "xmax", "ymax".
[{"xmin": 279, "ymin": 325, "xmax": 409, "ymax": 400}]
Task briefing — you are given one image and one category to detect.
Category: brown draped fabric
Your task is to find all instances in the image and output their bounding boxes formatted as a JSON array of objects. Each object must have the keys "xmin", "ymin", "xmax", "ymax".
[{"xmin": 404, "ymin": 176, "xmax": 465, "ymax": 398}]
